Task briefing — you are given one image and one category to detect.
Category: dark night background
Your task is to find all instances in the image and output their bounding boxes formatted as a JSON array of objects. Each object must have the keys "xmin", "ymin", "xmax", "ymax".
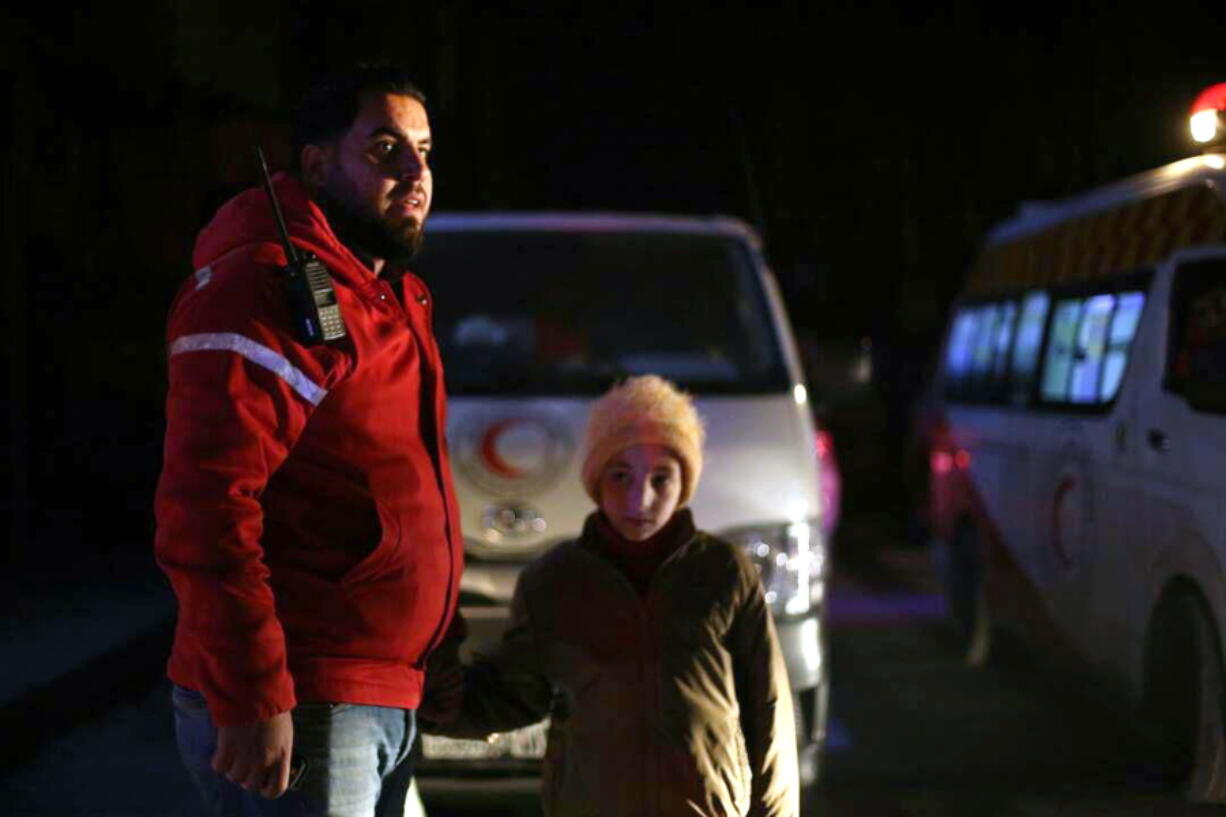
[{"xmin": 3, "ymin": 0, "xmax": 1226, "ymax": 574}]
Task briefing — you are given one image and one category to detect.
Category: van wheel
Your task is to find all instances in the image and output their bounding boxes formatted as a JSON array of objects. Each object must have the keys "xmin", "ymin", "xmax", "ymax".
[
  {"xmin": 1144, "ymin": 590, "xmax": 1226, "ymax": 803},
  {"xmin": 942, "ymin": 522, "xmax": 991, "ymax": 667}
]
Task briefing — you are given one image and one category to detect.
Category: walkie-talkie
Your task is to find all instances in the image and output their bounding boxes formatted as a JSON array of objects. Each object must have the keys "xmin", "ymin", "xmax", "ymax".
[{"xmin": 254, "ymin": 146, "xmax": 347, "ymax": 345}]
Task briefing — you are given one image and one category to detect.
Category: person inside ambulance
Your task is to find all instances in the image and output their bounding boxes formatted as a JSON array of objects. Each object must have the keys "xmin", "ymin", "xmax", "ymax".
[{"xmin": 1170, "ymin": 268, "xmax": 1226, "ymax": 406}]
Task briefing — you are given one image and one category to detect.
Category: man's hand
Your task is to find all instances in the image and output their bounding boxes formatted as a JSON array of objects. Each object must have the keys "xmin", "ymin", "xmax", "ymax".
[{"xmin": 212, "ymin": 711, "xmax": 294, "ymax": 799}]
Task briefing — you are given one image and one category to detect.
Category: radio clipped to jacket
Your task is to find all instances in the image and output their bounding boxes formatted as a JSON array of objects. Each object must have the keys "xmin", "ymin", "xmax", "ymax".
[{"xmin": 255, "ymin": 146, "xmax": 347, "ymax": 345}]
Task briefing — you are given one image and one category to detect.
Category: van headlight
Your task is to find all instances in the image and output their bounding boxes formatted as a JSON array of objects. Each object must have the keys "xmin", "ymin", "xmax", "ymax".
[{"xmin": 724, "ymin": 520, "xmax": 825, "ymax": 616}]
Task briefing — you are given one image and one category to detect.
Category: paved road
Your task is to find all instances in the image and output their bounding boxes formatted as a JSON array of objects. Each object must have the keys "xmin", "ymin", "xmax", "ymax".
[{"xmin": 0, "ymin": 544, "xmax": 1217, "ymax": 816}]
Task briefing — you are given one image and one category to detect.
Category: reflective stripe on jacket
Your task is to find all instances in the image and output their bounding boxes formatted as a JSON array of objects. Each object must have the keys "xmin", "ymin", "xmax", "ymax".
[
  {"xmin": 446, "ymin": 510, "xmax": 799, "ymax": 817},
  {"xmin": 154, "ymin": 174, "xmax": 463, "ymax": 726}
]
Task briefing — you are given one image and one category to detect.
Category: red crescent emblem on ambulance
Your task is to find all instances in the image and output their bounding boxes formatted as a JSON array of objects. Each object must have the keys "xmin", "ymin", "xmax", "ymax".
[{"xmin": 480, "ymin": 419, "xmax": 526, "ymax": 479}]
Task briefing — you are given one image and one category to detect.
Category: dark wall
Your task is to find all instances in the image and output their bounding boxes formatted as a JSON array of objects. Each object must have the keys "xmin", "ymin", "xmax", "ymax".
[{"xmin": 2, "ymin": 4, "xmax": 294, "ymax": 561}]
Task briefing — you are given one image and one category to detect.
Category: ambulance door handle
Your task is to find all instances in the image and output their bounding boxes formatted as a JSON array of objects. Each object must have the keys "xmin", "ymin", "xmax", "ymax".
[{"xmin": 1147, "ymin": 428, "xmax": 1170, "ymax": 452}]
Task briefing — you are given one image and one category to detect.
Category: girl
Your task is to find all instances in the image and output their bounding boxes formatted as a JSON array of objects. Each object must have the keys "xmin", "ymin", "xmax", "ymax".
[{"xmin": 432, "ymin": 375, "xmax": 798, "ymax": 816}]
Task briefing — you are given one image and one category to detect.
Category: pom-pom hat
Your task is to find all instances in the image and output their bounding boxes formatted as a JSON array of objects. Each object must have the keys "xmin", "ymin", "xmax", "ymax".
[{"xmin": 580, "ymin": 375, "xmax": 706, "ymax": 506}]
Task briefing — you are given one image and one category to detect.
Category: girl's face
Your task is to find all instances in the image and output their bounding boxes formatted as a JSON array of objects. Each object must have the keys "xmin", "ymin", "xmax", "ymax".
[{"xmin": 599, "ymin": 444, "xmax": 683, "ymax": 542}]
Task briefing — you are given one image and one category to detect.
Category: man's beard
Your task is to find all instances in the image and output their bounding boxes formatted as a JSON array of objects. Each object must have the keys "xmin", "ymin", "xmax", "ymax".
[{"xmin": 315, "ymin": 189, "xmax": 423, "ymax": 273}]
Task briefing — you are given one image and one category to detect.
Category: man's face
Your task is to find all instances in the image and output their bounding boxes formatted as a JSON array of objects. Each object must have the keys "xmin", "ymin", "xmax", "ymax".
[{"xmin": 304, "ymin": 92, "xmax": 433, "ymax": 261}]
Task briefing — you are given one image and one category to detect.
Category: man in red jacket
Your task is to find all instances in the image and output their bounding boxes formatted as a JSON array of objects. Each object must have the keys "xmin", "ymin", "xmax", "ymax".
[{"xmin": 154, "ymin": 64, "xmax": 463, "ymax": 816}]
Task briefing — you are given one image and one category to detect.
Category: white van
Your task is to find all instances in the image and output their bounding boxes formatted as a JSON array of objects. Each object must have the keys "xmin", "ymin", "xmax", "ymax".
[
  {"xmin": 927, "ymin": 140, "xmax": 1226, "ymax": 800},
  {"xmin": 411, "ymin": 213, "xmax": 833, "ymax": 794}
]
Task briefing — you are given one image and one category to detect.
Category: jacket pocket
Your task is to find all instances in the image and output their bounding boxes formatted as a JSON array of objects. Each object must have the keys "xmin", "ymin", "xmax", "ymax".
[{"xmin": 341, "ymin": 501, "xmax": 402, "ymax": 588}]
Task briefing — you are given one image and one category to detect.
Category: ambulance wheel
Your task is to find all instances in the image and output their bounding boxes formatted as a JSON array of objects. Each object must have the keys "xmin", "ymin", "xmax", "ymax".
[
  {"xmin": 942, "ymin": 521, "xmax": 991, "ymax": 667},
  {"xmin": 1143, "ymin": 588, "xmax": 1226, "ymax": 803}
]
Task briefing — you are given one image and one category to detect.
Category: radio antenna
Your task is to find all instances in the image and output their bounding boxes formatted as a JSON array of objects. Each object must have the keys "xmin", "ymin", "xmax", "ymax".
[
  {"xmin": 254, "ymin": 145, "xmax": 302, "ymax": 268},
  {"xmin": 248, "ymin": 144, "xmax": 348, "ymax": 345}
]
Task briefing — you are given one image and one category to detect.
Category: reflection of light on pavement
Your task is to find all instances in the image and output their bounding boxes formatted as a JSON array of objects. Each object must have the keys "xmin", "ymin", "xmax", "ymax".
[
  {"xmin": 827, "ymin": 592, "xmax": 946, "ymax": 626},
  {"xmin": 825, "ymin": 715, "xmax": 854, "ymax": 752}
]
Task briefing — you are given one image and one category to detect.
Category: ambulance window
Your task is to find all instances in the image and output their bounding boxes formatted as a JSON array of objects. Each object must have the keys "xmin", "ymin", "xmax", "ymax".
[
  {"xmin": 945, "ymin": 309, "xmax": 980, "ymax": 382},
  {"xmin": 992, "ymin": 301, "xmax": 1018, "ymax": 382},
  {"xmin": 971, "ymin": 304, "xmax": 1002, "ymax": 378},
  {"xmin": 1099, "ymin": 291, "xmax": 1145, "ymax": 401},
  {"xmin": 1010, "ymin": 291, "xmax": 1049, "ymax": 405},
  {"xmin": 1040, "ymin": 298, "xmax": 1085, "ymax": 402},
  {"xmin": 1069, "ymin": 294, "xmax": 1115, "ymax": 403},
  {"xmin": 947, "ymin": 299, "xmax": 1024, "ymax": 402},
  {"xmin": 1168, "ymin": 259, "xmax": 1226, "ymax": 412}
]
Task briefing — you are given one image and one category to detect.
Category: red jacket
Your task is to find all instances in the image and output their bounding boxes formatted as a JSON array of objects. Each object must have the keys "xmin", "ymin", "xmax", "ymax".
[{"xmin": 154, "ymin": 174, "xmax": 463, "ymax": 726}]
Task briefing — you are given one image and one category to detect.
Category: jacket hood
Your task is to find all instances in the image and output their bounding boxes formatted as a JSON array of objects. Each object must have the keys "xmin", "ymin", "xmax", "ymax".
[{"xmin": 192, "ymin": 173, "xmax": 359, "ymax": 276}]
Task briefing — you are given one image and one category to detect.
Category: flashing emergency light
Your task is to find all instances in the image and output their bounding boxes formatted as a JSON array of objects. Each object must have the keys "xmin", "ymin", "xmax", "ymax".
[{"xmin": 1190, "ymin": 83, "xmax": 1226, "ymax": 145}]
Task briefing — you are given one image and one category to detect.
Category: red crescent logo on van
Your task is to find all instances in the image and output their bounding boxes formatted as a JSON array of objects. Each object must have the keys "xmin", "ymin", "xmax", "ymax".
[
  {"xmin": 454, "ymin": 413, "xmax": 573, "ymax": 497},
  {"xmin": 480, "ymin": 419, "xmax": 526, "ymax": 479}
]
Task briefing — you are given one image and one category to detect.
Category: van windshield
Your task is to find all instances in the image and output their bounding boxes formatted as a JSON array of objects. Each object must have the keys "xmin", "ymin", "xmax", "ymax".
[{"xmin": 412, "ymin": 229, "xmax": 790, "ymax": 395}]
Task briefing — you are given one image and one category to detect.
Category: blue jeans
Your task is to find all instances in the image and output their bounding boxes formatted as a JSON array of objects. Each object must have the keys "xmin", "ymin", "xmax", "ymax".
[{"xmin": 172, "ymin": 685, "xmax": 417, "ymax": 817}]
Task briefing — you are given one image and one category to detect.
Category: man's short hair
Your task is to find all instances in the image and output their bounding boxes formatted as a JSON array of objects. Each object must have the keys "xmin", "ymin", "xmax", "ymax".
[{"xmin": 292, "ymin": 63, "xmax": 426, "ymax": 169}]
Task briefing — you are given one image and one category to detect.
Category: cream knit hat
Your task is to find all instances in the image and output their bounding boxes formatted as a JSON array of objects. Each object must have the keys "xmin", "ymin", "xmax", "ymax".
[{"xmin": 580, "ymin": 375, "xmax": 706, "ymax": 506}]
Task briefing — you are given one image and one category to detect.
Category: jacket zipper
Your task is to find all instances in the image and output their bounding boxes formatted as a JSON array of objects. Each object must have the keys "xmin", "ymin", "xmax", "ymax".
[{"xmin": 393, "ymin": 278, "xmax": 458, "ymax": 670}]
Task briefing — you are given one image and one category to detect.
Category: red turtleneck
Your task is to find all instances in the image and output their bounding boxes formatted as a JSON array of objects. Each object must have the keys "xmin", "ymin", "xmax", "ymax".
[{"xmin": 592, "ymin": 509, "xmax": 696, "ymax": 596}]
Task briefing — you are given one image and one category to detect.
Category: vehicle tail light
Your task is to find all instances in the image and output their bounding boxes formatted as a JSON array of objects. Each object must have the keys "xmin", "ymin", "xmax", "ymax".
[
  {"xmin": 815, "ymin": 428, "xmax": 834, "ymax": 462},
  {"xmin": 928, "ymin": 419, "xmax": 971, "ymax": 475},
  {"xmin": 814, "ymin": 422, "xmax": 841, "ymax": 539}
]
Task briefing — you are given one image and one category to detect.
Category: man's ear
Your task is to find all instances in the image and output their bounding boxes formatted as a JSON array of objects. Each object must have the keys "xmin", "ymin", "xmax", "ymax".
[{"xmin": 299, "ymin": 143, "xmax": 332, "ymax": 188}]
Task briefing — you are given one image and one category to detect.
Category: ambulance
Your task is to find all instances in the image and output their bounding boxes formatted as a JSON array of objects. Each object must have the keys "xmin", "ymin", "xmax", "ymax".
[
  {"xmin": 928, "ymin": 85, "xmax": 1226, "ymax": 800},
  {"xmin": 409, "ymin": 213, "xmax": 836, "ymax": 795}
]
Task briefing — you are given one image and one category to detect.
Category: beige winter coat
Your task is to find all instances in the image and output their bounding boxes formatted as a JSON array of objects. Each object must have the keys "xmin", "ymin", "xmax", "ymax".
[{"xmin": 438, "ymin": 510, "xmax": 799, "ymax": 816}]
